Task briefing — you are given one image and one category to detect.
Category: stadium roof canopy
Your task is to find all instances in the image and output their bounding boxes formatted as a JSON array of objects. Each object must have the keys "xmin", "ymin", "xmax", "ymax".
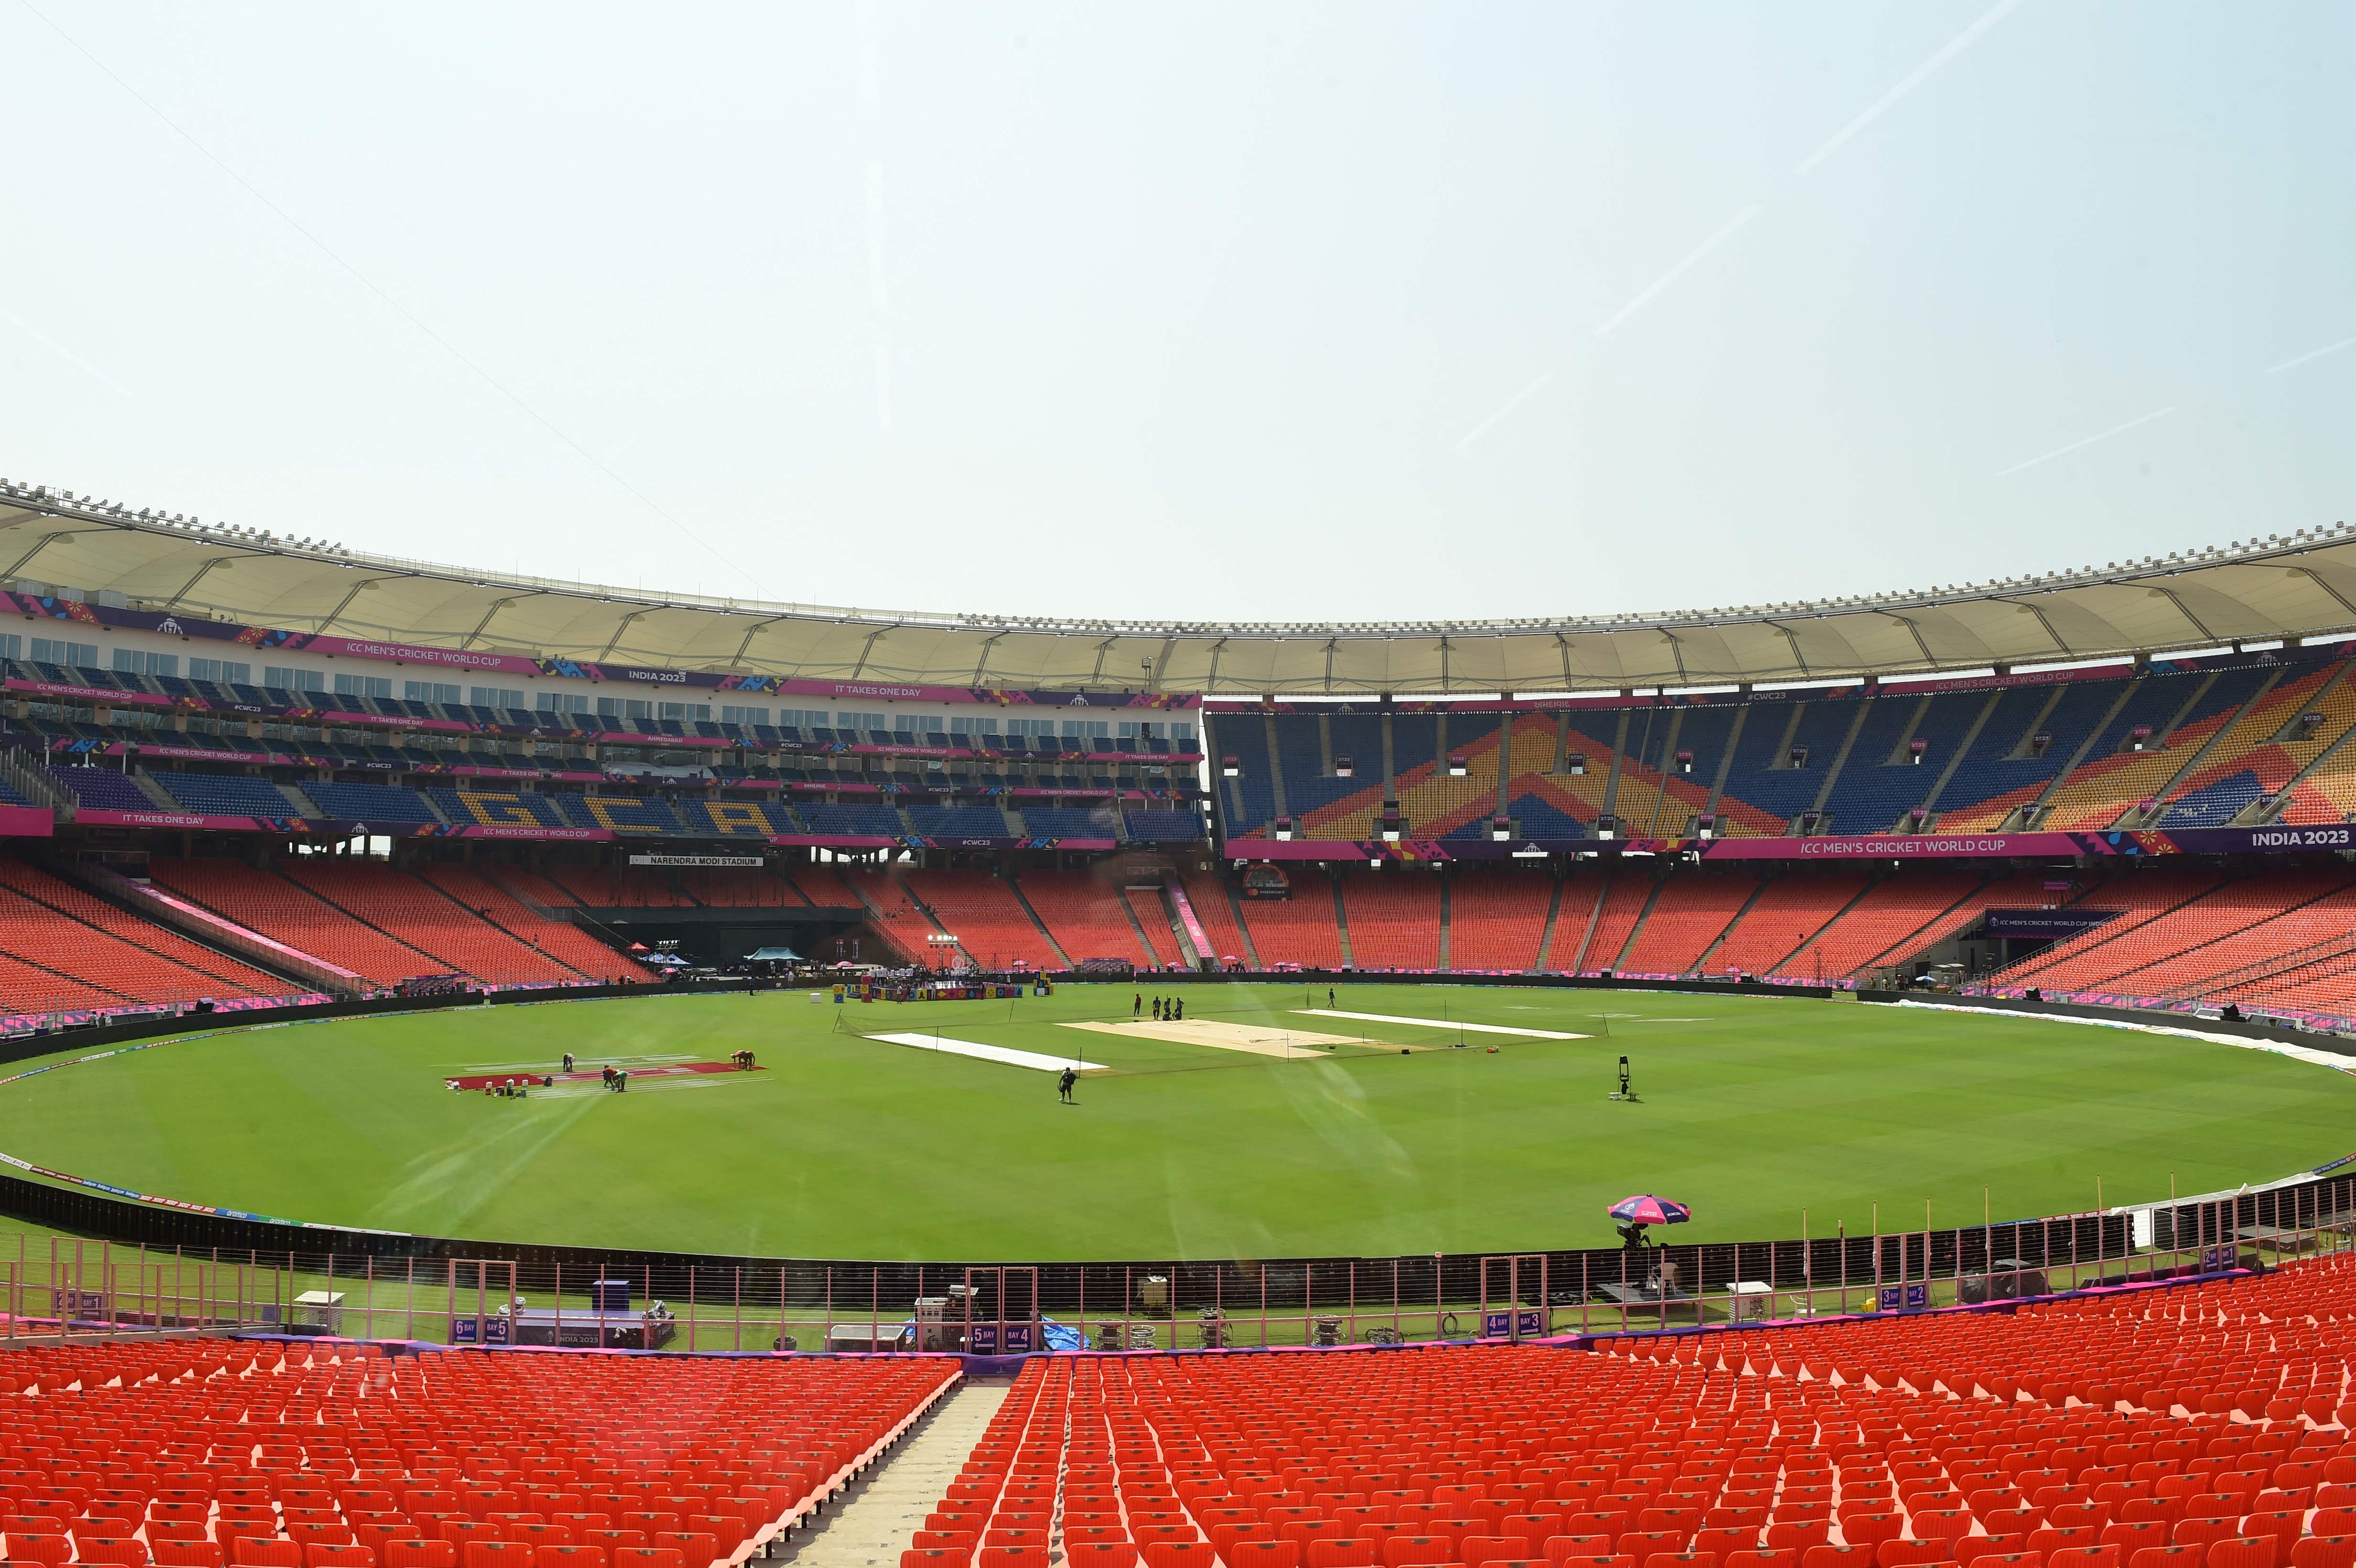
[{"xmin": 3, "ymin": 480, "xmax": 2355, "ymax": 695}]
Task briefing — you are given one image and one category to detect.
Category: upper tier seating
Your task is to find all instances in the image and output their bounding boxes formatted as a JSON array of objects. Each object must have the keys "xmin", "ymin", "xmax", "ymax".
[
  {"xmin": 2150, "ymin": 664, "xmax": 2356, "ymax": 825},
  {"xmin": 45, "ymin": 764, "xmax": 157, "ymax": 811},
  {"xmin": 298, "ymin": 781, "xmax": 442, "ymax": 824},
  {"xmin": 429, "ymin": 787, "xmax": 572, "ymax": 828},
  {"xmin": 1020, "ymin": 806, "xmax": 1123, "ymax": 839},
  {"xmin": 557, "ymin": 795, "xmax": 683, "ymax": 835},
  {"xmin": 1124, "ymin": 809, "xmax": 1207, "ymax": 842},
  {"xmin": 146, "ymin": 770, "xmax": 302, "ymax": 817},
  {"xmin": 802, "ymin": 804, "xmax": 905, "ymax": 837},
  {"xmin": 906, "ymin": 804, "xmax": 1015, "ymax": 838},
  {"xmin": 675, "ymin": 797, "xmax": 794, "ymax": 837},
  {"xmin": 1212, "ymin": 653, "xmax": 2356, "ymax": 845},
  {"xmin": 1714, "ymin": 697, "xmax": 1870, "ymax": 833},
  {"xmin": 1815, "ymin": 691, "xmax": 1975, "ymax": 834},
  {"xmin": 2039, "ymin": 666, "xmax": 2280, "ymax": 829}
]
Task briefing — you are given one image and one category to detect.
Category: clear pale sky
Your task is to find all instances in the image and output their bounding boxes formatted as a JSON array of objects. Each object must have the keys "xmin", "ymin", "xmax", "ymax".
[{"xmin": 1, "ymin": 2, "xmax": 2350, "ymax": 626}]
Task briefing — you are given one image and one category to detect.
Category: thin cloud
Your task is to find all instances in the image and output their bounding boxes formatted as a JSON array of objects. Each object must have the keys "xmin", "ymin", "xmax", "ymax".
[
  {"xmin": 1594, "ymin": 205, "xmax": 1764, "ymax": 338},
  {"xmin": 1454, "ymin": 371, "xmax": 1557, "ymax": 453},
  {"xmin": 1795, "ymin": 0, "xmax": 2032, "ymax": 175},
  {"xmin": 2264, "ymin": 335, "xmax": 2356, "ymax": 376},
  {"xmin": 1996, "ymin": 405, "xmax": 2177, "ymax": 478},
  {"xmin": 0, "ymin": 305, "xmax": 131, "ymax": 397}
]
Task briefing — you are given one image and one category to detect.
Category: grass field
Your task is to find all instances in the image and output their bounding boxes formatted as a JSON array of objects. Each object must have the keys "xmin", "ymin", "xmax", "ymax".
[{"xmin": 0, "ymin": 983, "xmax": 2347, "ymax": 1263}]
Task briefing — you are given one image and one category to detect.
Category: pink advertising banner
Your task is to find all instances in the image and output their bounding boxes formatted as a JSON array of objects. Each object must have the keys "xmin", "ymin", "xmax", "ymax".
[
  {"xmin": 0, "ymin": 805, "xmax": 53, "ymax": 838},
  {"xmin": 293, "ymin": 636, "xmax": 544, "ymax": 676},
  {"xmin": 73, "ymin": 809, "xmax": 282, "ymax": 831},
  {"xmin": 7, "ymin": 678, "xmax": 173, "ymax": 707},
  {"xmin": 417, "ymin": 824, "xmax": 615, "ymax": 841},
  {"xmin": 1699, "ymin": 831, "xmax": 2098, "ymax": 860}
]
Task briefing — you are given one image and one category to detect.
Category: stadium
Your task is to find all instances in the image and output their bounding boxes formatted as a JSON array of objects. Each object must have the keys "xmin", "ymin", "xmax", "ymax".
[{"xmin": 2, "ymin": 12, "xmax": 2356, "ymax": 1568}]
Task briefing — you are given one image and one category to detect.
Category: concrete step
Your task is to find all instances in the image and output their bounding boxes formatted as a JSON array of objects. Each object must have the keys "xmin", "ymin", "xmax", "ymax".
[{"xmin": 782, "ymin": 1382, "xmax": 1009, "ymax": 1568}]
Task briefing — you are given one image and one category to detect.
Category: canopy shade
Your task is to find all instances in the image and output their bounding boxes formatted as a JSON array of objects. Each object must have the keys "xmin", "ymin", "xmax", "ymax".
[{"xmin": 4, "ymin": 481, "xmax": 2348, "ymax": 695}]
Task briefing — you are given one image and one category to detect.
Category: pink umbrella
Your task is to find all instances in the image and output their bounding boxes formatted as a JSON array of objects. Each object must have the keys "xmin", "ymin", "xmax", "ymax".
[{"xmin": 1609, "ymin": 1195, "xmax": 1692, "ymax": 1226}]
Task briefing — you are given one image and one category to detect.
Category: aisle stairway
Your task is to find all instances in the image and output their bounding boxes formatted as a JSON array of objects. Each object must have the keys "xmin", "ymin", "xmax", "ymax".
[{"xmin": 785, "ymin": 1382, "xmax": 1008, "ymax": 1568}]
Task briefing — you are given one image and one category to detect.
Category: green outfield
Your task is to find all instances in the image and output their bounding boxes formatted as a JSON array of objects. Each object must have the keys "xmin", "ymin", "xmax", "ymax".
[{"xmin": 0, "ymin": 984, "xmax": 2346, "ymax": 1262}]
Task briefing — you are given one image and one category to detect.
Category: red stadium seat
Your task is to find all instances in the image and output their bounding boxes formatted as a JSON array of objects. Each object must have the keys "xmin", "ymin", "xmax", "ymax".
[
  {"xmin": 388, "ymin": 1546, "xmax": 460, "ymax": 1568},
  {"xmin": 155, "ymin": 1546, "xmax": 226, "ymax": 1568}
]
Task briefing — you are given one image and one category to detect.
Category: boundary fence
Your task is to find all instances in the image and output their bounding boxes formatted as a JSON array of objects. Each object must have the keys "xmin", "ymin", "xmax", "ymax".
[{"xmin": 0, "ymin": 1172, "xmax": 2345, "ymax": 1353}]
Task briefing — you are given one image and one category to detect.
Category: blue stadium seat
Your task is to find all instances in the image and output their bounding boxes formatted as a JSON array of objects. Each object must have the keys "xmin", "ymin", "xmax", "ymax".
[
  {"xmin": 1124, "ymin": 809, "xmax": 1205, "ymax": 841},
  {"xmin": 146, "ymin": 770, "xmax": 305, "ymax": 817},
  {"xmin": 298, "ymin": 781, "xmax": 441, "ymax": 824},
  {"xmin": 905, "ymin": 804, "xmax": 1014, "ymax": 837},
  {"xmin": 1021, "ymin": 806, "xmax": 1122, "ymax": 838},
  {"xmin": 46, "ymin": 764, "xmax": 153, "ymax": 811}
]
